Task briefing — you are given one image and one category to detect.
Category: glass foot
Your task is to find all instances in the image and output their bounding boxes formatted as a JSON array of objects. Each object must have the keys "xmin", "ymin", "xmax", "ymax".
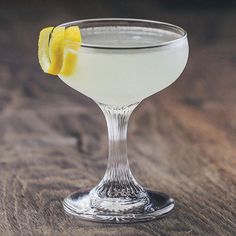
[{"xmin": 63, "ymin": 189, "xmax": 174, "ymax": 223}]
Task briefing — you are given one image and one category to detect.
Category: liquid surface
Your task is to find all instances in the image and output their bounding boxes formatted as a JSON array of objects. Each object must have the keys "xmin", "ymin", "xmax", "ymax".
[
  {"xmin": 59, "ymin": 26, "xmax": 188, "ymax": 106},
  {"xmin": 80, "ymin": 26, "xmax": 182, "ymax": 48}
]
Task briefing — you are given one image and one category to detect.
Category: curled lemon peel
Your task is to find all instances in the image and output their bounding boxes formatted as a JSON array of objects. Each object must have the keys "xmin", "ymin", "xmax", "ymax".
[{"xmin": 38, "ymin": 26, "xmax": 81, "ymax": 76}]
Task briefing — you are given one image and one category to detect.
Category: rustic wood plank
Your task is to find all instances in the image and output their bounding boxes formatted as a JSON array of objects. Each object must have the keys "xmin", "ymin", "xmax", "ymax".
[{"xmin": 0, "ymin": 1, "xmax": 235, "ymax": 235}]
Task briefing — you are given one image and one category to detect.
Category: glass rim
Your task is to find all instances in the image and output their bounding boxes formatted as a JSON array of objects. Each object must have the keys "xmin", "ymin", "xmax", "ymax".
[{"xmin": 58, "ymin": 18, "xmax": 187, "ymax": 50}]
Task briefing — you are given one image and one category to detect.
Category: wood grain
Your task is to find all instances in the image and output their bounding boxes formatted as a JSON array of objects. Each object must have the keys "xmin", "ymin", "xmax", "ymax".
[{"xmin": 0, "ymin": 1, "xmax": 235, "ymax": 235}]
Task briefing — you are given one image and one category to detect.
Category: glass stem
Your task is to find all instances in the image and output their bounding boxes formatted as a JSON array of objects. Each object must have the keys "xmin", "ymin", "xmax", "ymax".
[{"xmin": 92, "ymin": 103, "xmax": 146, "ymax": 201}]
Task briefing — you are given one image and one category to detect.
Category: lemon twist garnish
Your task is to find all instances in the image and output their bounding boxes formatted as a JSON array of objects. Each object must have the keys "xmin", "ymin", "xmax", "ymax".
[
  {"xmin": 38, "ymin": 26, "xmax": 81, "ymax": 76},
  {"xmin": 38, "ymin": 27, "xmax": 54, "ymax": 74},
  {"xmin": 60, "ymin": 26, "xmax": 82, "ymax": 76}
]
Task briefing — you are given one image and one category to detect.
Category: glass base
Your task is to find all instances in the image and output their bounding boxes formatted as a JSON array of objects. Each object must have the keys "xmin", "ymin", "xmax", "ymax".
[{"xmin": 63, "ymin": 189, "xmax": 174, "ymax": 223}]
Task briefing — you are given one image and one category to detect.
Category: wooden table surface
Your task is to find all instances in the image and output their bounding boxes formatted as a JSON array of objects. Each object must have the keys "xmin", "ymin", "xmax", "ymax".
[{"xmin": 0, "ymin": 1, "xmax": 235, "ymax": 235}]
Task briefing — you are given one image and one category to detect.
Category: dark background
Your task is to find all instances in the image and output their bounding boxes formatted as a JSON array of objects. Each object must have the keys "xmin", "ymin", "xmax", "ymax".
[{"xmin": 0, "ymin": 1, "xmax": 235, "ymax": 235}]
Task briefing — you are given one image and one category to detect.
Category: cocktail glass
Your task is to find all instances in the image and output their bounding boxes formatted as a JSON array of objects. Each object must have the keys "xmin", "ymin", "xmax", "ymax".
[{"xmin": 58, "ymin": 18, "xmax": 189, "ymax": 223}]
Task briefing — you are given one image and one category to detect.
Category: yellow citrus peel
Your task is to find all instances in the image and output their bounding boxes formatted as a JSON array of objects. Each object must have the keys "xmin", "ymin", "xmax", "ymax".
[
  {"xmin": 60, "ymin": 26, "xmax": 82, "ymax": 76},
  {"xmin": 38, "ymin": 26, "xmax": 81, "ymax": 76}
]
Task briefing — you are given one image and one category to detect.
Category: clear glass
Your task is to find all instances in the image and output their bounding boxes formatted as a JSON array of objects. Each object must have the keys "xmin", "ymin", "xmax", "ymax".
[{"xmin": 59, "ymin": 18, "xmax": 189, "ymax": 223}]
